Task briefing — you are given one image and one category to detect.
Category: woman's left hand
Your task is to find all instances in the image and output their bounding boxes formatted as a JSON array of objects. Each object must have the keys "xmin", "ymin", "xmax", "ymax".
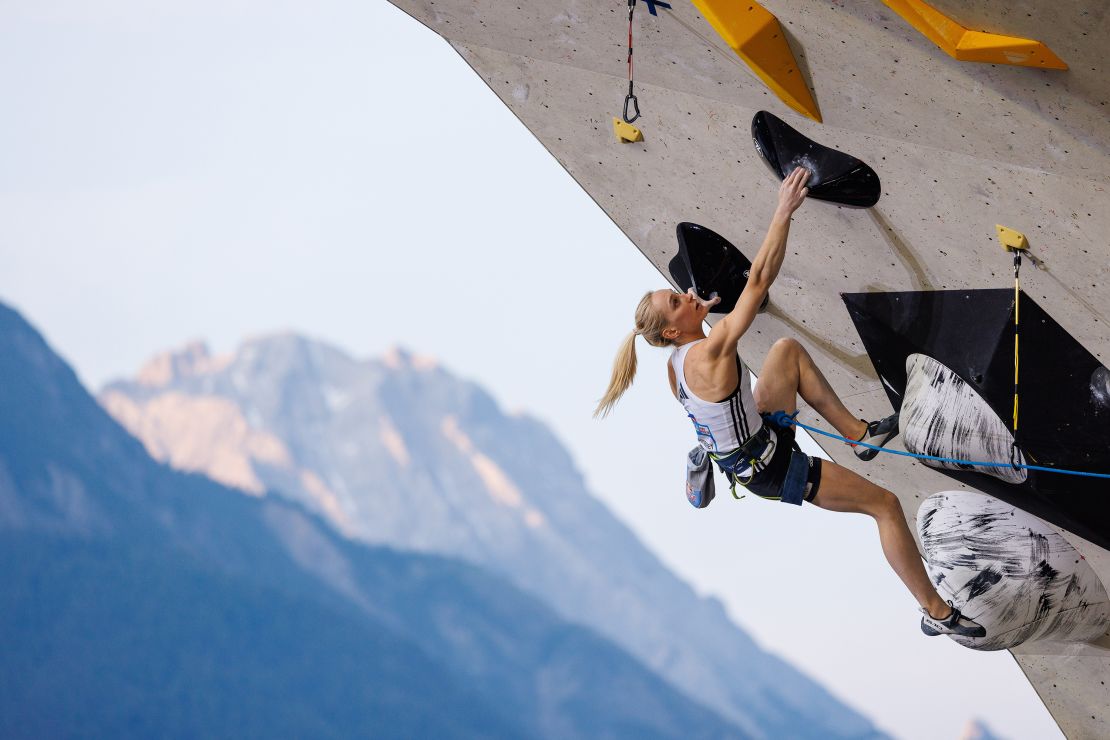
[{"xmin": 687, "ymin": 287, "xmax": 720, "ymax": 310}]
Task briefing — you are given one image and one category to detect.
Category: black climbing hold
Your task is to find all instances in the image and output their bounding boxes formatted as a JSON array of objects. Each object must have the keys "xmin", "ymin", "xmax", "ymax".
[
  {"xmin": 843, "ymin": 288, "xmax": 1110, "ymax": 550},
  {"xmin": 751, "ymin": 110, "xmax": 881, "ymax": 208},
  {"xmin": 670, "ymin": 222, "xmax": 769, "ymax": 314}
]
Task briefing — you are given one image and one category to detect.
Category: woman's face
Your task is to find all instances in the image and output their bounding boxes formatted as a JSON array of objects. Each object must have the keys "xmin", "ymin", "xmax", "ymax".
[{"xmin": 651, "ymin": 288, "xmax": 705, "ymax": 337}]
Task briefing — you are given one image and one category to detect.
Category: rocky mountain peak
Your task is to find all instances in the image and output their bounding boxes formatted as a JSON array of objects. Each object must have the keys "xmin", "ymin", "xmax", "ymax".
[
  {"xmin": 136, "ymin": 340, "xmax": 230, "ymax": 388},
  {"xmin": 382, "ymin": 344, "xmax": 439, "ymax": 371},
  {"xmin": 958, "ymin": 718, "xmax": 1006, "ymax": 740}
]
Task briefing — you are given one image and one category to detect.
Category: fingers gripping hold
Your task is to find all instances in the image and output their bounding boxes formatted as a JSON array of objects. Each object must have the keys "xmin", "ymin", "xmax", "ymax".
[{"xmin": 777, "ymin": 166, "xmax": 811, "ymax": 215}]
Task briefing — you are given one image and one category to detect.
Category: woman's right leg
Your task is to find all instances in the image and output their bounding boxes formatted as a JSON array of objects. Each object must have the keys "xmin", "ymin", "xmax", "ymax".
[
  {"xmin": 811, "ymin": 462, "xmax": 950, "ymax": 619},
  {"xmin": 755, "ymin": 338, "xmax": 867, "ymax": 441}
]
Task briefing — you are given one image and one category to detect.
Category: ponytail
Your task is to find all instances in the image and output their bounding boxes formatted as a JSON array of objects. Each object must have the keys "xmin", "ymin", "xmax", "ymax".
[
  {"xmin": 594, "ymin": 290, "xmax": 672, "ymax": 419},
  {"xmin": 593, "ymin": 330, "xmax": 639, "ymax": 418}
]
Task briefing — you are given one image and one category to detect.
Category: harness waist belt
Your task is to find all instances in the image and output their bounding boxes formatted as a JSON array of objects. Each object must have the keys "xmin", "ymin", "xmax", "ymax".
[{"xmin": 711, "ymin": 425, "xmax": 771, "ymax": 474}]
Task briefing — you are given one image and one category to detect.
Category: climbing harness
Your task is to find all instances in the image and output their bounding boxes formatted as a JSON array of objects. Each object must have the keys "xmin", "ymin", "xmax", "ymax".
[
  {"xmin": 708, "ymin": 425, "xmax": 773, "ymax": 499},
  {"xmin": 767, "ymin": 410, "xmax": 1110, "ymax": 481}
]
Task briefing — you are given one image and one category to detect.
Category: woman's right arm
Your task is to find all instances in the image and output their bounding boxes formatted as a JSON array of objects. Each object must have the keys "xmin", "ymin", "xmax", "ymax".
[{"xmin": 702, "ymin": 167, "xmax": 810, "ymax": 359}]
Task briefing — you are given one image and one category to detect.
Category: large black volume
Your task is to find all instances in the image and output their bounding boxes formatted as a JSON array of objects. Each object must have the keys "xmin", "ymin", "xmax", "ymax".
[{"xmin": 843, "ymin": 288, "xmax": 1110, "ymax": 549}]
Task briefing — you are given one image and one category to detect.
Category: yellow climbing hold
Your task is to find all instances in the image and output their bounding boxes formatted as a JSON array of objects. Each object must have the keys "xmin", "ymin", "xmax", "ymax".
[
  {"xmin": 996, "ymin": 224, "xmax": 1029, "ymax": 252},
  {"xmin": 613, "ymin": 117, "xmax": 644, "ymax": 143},
  {"xmin": 882, "ymin": 0, "xmax": 1068, "ymax": 70},
  {"xmin": 689, "ymin": 0, "xmax": 821, "ymax": 123}
]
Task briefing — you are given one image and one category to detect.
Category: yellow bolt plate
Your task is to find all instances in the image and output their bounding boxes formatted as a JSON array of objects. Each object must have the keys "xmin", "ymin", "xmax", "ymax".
[
  {"xmin": 996, "ymin": 224, "xmax": 1030, "ymax": 251},
  {"xmin": 612, "ymin": 117, "xmax": 644, "ymax": 143}
]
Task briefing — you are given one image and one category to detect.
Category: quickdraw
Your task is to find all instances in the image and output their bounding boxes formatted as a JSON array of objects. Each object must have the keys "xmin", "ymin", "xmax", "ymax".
[
  {"xmin": 998, "ymin": 224, "xmax": 1032, "ymax": 469},
  {"xmin": 1010, "ymin": 247, "xmax": 1022, "ymax": 470},
  {"xmin": 623, "ymin": 0, "xmax": 639, "ymax": 124}
]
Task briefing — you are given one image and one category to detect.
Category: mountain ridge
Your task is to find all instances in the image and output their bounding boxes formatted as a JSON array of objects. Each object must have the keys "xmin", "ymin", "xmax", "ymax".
[
  {"xmin": 0, "ymin": 299, "xmax": 752, "ymax": 739},
  {"xmin": 101, "ymin": 328, "xmax": 886, "ymax": 739}
]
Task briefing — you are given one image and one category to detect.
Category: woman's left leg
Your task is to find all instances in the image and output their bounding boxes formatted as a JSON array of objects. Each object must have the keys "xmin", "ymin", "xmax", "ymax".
[
  {"xmin": 810, "ymin": 462, "xmax": 949, "ymax": 618},
  {"xmin": 754, "ymin": 337, "xmax": 949, "ymax": 617}
]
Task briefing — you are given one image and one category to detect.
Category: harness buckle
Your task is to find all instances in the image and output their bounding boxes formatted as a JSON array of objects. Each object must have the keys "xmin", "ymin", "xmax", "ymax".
[{"xmin": 710, "ymin": 425, "xmax": 772, "ymax": 499}]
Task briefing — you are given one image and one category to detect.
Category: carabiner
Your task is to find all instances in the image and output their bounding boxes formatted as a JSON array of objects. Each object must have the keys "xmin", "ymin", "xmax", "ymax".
[{"xmin": 623, "ymin": 92, "xmax": 640, "ymax": 124}]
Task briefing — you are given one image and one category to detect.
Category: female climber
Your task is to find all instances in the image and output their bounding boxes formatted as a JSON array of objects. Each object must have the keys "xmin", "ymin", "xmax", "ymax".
[{"xmin": 594, "ymin": 167, "xmax": 985, "ymax": 639}]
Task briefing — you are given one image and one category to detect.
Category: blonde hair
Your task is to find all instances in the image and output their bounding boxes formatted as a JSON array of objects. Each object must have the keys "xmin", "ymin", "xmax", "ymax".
[{"xmin": 593, "ymin": 290, "xmax": 673, "ymax": 418}]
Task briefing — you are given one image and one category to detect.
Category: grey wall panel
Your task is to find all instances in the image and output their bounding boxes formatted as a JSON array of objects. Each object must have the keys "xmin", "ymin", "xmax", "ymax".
[{"xmin": 389, "ymin": 0, "xmax": 1110, "ymax": 178}]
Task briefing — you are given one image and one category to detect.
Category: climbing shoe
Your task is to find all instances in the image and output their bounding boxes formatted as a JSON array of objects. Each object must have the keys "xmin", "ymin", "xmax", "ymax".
[
  {"xmin": 920, "ymin": 601, "xmax": 986, "ymax": 638},
  {"xmin": 852, "ymin": 412, "xmax": 900, "ymax": 461}
]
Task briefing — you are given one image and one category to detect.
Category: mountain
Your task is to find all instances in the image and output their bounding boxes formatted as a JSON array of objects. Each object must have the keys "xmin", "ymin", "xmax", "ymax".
[
  {"xmin": 101, "ymin": 334, "xmax": 886, "ymax": 739},
  {"xmin": 0, "ymin": 300, "xmax": 751, "ymax": 738},
  {"xmin": 959, "ymin": 718, "xmax": 1009, "ymax": 740}
]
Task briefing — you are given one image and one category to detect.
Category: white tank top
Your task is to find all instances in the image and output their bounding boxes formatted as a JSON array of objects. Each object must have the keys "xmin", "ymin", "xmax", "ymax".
[{"xmin": 670, "ymin": 339, "xmax": 766, "ymax": 455}]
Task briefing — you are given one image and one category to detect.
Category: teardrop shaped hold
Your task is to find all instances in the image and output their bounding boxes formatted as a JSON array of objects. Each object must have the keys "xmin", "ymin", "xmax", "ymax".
[
  {"xmin": 882, "ymin": 0, "xmax": 1068, "ymax": 70},
  {"xmin": 668, "ymin": 222, "xmax": 768, "ymax": 314},
  {"xmin": 751, "ymin": 111, "xmax": 881, "ymax": 208},
  {"xmin": 689, "ymin": 0, "xmax": 821, "ymax": 122}
]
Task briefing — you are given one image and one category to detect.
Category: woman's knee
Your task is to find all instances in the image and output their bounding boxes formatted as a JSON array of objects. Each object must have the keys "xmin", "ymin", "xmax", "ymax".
[
  {"xmin": 869, "ymin": 488, "xmax": 903, "ymax": 520},
  {"xmin": 770, "ymin": 337, "xmax": 801, "ymax": 356},
  {"xmin": 759, "ymin": 338, "xmax": 802, "ymax": 387}
]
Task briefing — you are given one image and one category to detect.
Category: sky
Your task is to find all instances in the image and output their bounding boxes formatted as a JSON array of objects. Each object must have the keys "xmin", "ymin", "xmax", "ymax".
[{"xmin": 0, "ymin": 1, "xmax": 1063, "ymax": 738}]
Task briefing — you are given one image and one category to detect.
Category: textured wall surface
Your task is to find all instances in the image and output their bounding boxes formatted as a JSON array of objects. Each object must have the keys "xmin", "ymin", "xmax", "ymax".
[{"xmin": 384, "ymin": 0, "xmax": 1110, "ymax": 735}]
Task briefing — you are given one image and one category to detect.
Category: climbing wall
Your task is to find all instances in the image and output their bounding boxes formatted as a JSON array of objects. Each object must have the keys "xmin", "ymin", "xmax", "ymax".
[{"xmin": 383, "ymin": 0, "xmax": 1110, "ymax": 735}]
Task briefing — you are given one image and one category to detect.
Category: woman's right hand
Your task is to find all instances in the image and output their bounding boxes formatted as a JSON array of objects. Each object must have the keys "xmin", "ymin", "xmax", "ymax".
[{"xmin": 776, "ymin": 167, "xmax": 810, "ymax": 217}]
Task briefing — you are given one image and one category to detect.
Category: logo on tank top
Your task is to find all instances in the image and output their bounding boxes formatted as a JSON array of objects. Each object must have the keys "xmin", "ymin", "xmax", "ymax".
[{"xmin": 687, "ymin": 413, "xmax": 718, "ymax": 452}]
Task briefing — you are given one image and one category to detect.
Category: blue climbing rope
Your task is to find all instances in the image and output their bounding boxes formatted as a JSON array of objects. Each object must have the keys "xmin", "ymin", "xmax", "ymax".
[{"xmin": 767, "ymin": 410, "xmax": 1110, "ymax": 480}]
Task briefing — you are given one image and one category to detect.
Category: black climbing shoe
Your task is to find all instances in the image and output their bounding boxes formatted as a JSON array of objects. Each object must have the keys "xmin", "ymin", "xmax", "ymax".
[
  {"xmin": 920, "ymin": 601, "xmax": 986, "ymax": 638},
  {"xmin": 852, "ymin": 413, "xmax": 900, "ymax": 462}
]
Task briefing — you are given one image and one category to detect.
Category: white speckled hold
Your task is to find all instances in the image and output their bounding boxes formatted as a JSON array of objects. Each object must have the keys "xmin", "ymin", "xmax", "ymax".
[
  {"xmin": 901, "ymin": 353, "xmax": 1027, "ymax": 485},
  {"xmin": 919, "ymin": 490, "xmax": 1110, "ymax": 651}
]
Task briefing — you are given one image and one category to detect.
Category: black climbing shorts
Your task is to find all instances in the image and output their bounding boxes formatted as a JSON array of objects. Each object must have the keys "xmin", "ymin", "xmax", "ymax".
[{"xmin": 736, "ymin": 414, "xmax": 822, "ymax": 506}]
